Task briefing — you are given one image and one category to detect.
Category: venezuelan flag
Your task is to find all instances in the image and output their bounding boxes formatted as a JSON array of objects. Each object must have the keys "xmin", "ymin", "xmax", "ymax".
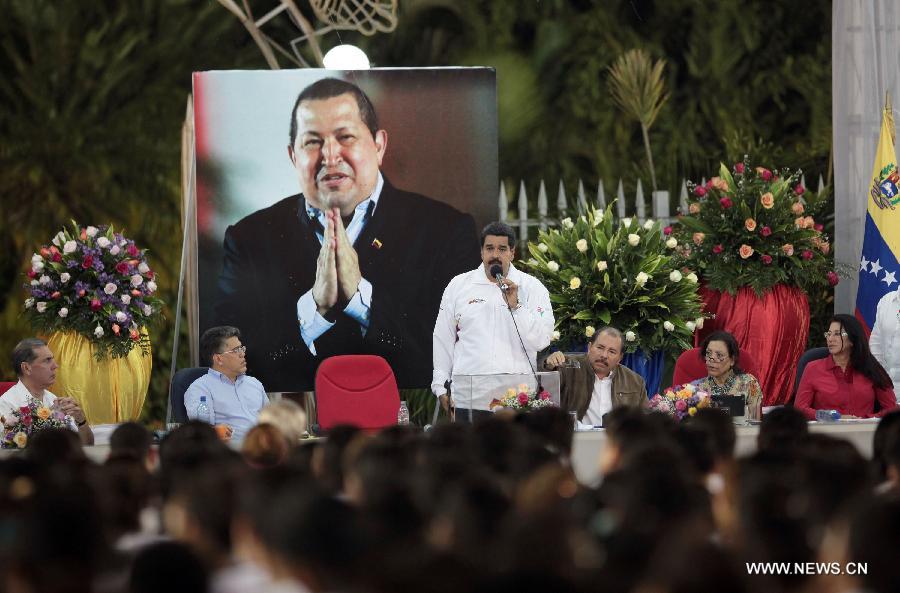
[{"xmin": 855, "ymin": 101, "xmax": 899, "ymax": 334}]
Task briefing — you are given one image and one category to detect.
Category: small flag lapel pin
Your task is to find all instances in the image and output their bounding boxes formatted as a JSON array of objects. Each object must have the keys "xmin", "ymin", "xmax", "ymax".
[{"xmin": 372, "ymin": 238, "xmax": 383, "ymax": 249}]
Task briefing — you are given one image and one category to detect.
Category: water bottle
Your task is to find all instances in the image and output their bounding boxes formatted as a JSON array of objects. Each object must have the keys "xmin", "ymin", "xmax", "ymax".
[
  {"xmin": 196, "ymin": 395, "xmax": 212, "ymax": 425},
  {"xmin": 397, "ymin": 400, "xmax": 410, "ymax": 426},
  {"xmin": 815, "ymin": 409, "xmax": 841, "ymax": 423}
]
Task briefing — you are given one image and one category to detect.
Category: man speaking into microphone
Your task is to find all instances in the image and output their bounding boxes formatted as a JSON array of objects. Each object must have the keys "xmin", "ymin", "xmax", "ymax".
[{"xmin": 432, "ymin": 222, "xmax": 554, "ymax": 421}]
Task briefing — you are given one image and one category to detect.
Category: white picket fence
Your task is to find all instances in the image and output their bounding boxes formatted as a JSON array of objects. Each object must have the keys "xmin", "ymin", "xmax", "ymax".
[{"xmin": 499, "ymin": 175, "xmax": 827, "ymax": 241}]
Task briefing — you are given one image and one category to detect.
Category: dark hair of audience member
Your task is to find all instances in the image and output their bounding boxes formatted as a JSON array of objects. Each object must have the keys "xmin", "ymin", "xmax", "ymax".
[
  {"xmin": 758, "ymin": 405, "xmax": 809, "ymax": 453},
  {"xmin": 883, "ymin": 431, "xmax": 900, "ymax": 488},
  {"xmin": 848, "ymin": 493, "xmax": 900, "ymax": 593},
  {"xmin": 686, "ymin": 408, "xmax": 737, "ymax": 460},
  {"xmin": 872, "ymin": 409, "xmax": 900, "ymax": 481},
  {"xmin": 25, "ymin": 427, "xmax": 87, "ymax": 468},
  {"xmin": 242, "ymin": 423, "xmax": 289, "ymax": 468},
  {"xmin": 158, "ymin": 421, "xmax": 233, "ymax": 498},
  {"xmin": 94, "ymin": 455, "xmax": 155, "ymax": 546},
  {"xmin": 312, "ymin": 424, "xmax": 361, "ymax": 494},
  {"xmin": 129, "ymin": 541, "xmax": 209, "ymax": 593},
  {"xmin": 673, "ymin": 423, "xmax": 717, "ymax": 475},
  {"xmin": 797, "ymin": 434, "xmax": 871, "ymax": 526},
  {"xmin": 516, "ymin": 406, "xmax": 575, "ymax": 458},
  {"xmin": 110, "ymin": 421, "xmax": 153, "ymax": 462},
  {"xmin": 473, "ymin": 416, "xmax": 559, "ymax": 487}
]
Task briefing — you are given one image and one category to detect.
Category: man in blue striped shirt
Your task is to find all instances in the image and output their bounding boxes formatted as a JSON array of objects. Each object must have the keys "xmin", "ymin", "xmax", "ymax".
[{"xmin": 185, "ymin": 326, "xmax": 268, "ymax": 443}]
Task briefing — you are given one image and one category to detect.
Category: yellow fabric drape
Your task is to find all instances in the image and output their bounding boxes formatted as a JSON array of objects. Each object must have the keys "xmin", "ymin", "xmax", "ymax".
[{"xmin": 45, "ymin": 331, "xmax": 151, "ymax": 424}]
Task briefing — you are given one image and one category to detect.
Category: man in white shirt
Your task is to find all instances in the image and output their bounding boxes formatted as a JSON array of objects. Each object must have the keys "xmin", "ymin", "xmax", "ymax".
[
  {"xmin": 2, "ymin": 338, "xmax": 94, "ymax": 445},
  {"xmin": 432, "ymin": 222, "xmax": 554, "ymax": 420},
  {"xmin": 869, "ymin": 288, "xmax": 900, "ymax": 403},
  {"xmin": 185, "ymin": 326, "xmax": 268, "ymax": 443},
  {"xmin": 544, "ymin": 326, "xmax": 647, "ymax": 426}
]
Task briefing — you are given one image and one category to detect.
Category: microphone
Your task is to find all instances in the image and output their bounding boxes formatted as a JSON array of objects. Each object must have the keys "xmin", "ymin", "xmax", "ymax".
[{"xmin": 489, "ymin": 264, "xmax": 509, "ymax": 291}]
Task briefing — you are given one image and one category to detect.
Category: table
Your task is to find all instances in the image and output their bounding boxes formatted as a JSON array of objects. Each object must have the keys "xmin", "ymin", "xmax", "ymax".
[{"xmin": 570, "ymin": 421, "xmax": 880, "ymax": 486}]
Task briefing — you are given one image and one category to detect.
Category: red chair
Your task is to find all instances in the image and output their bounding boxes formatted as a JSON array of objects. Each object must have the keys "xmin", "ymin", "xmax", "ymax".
[
  {"xmin": 315, "ymin": 355, "xmax": 401, "ymax": 430},
  {"xmin": 0, "ymin": 382, "xmax": 16, "ymax": 397},
  {"xmin": 672, "ymin": 347, "xmax": 760, "ymax": 387}
]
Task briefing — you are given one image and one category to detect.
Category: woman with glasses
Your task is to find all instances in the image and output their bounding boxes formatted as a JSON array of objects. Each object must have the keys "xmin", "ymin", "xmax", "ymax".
[
  {"xmin": 693, "ymin": 330, "xmax": 763, "ymax": 418},
  {"xmin": 794, "ymin": 314, "xmax": 898, "ymax": 420}
]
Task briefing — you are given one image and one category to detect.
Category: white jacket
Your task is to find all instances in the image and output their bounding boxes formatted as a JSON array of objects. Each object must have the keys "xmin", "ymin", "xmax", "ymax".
[
  {"xmin": 431, "ymin": 263, "xmax": 554, "ymax": 400},
  {"xmin": 869, "ymin": 288, "xmax": 900, "ymax": 402}
]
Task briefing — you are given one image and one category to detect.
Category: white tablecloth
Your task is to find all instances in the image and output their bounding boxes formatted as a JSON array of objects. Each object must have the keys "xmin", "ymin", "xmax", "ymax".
[{"xmin": 570, "ymin": 421, "xmax": 880, "ymax": 486}]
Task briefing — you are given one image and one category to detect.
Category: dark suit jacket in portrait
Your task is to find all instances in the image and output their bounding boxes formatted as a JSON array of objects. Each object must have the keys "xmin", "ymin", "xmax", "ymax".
[
  {"xmin": 214, "ymin": 179, "xmax": 481, "ymax": 392},
  {"xmin": 556, "ymin": 354, "xmax": 648, "ymax": 420}
]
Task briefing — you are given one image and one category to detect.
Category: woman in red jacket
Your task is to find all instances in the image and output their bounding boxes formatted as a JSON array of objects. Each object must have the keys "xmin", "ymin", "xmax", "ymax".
[{"xmin": 795, "ymin": 314, "xmax": 898, "ymax": 420}]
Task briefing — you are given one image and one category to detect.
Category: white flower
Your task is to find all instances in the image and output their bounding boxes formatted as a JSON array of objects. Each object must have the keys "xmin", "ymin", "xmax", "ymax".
[
  {"xmin": 628, "ymin": 233, "xmax": 640, "ymax": 246},
  {"xmin": 665, "ymin": 237, "xmax": 678, "ymax": 249},
  {"xmin": 36, "ymin": 302, "xmax": 47, "ymax": 313},
  {"xmin": 24, "ymin": 298, "xmax": 34, "ymax": 309},
  {"xmin": 63, "ymin": 240, "xmax": 77, "ymax": 254},
  {"xmin": 30, "ymin": 280, "xmax": 38, "ymax": 286},
  {"xmin": 31, "ymin": 253, "xmax": 42, "ymax": 264},
  {"xmin": 52, "ymin": 233, "xmax": 63, "ymax": 247},
  {"xmin": 635, "ymin": 271, "xmax": 649, "ymax": 287},
  {"xmin": 32, "ymin": 260, "xmax": 44, "ymax": 272},
  {"xmin": 110, "ymin": 245, "xmax": 121, "ymax": 256},
  {"xmin": 104, "ymin": 282, "xmax": 118, "ymax": 295},
  {"xmin": 547, "ymin": 261, "xmax": 559, "ymax": 272},
  {"xmin": 94, "ymin": 325, "xmax": 104, "ymax": 338},
  {"xmin": 643, "ymin": 219, "xmax": 654, "ymax": 230},
  {"xmin": 551, "ymin": 330, "xmax": 560, "ymax": 341},
  {"xmin": 686, "ymin": 272, "xmax": 699, "ymax": 284},
  {"xmin": 625, "ymin": 331, "xmax": 636, "ymax": 342},
  {"xmin": 669, "ymin": 270, "xmax": 683, "ymax": 283},
  {"xmin": 663, "ymin": 321, "xmax": 675, "ymax": 332},
  {"xmin": 86, "ymin": 226, "xmax": 98, "ymax": 237},
  {"xmin": 58, "ymin": 308, "xmax": 69, "ymax": 318},
  {"xmin": 60, "ymin": 272, "xmax": 70, "ymax": 284},
  {"xmin": 576, "ymin": 239, "xmax": 588, "ymax": 253},
  {"xmin": 146, "ymin": 280, "xmax": 157, "ymax": 293},
  {"xmin": 138, "ymin": 262, "xmax": 150, "ymax": 274},
  {"xmin": 561, "ymin": 217, "xmax": 574, "ymax": 230},
  {"xmin": 585, "ymin": 325, "xmax": 596, "ymax": 338},
  {"xmin": 695, "ymin": 317, "xmax": 705, "ymax": 329},
  {"xmin": 597, "ymin": 260, "xmax": 608, "ymax": 272},
  {"xmin": 39, "ymin": 275, "xmax": 51, "ymax": 285},
  {"xmin": 142, "ymin": 304, "xmax": 153, "ymax": 316},
  {"xmin": 538, "ymin": 243, "xmax": 549, "ymax": 253},
  {"xmin": 622, "ymin": 217, "xmax": 632, "ymax": 228},
  {"xmin": 96, "ymin": 237, "xmax": 111, "ymax": 249},
  {"xmin": 686, "ymin": 321, "xmax": 696, "ymax": 332},
  {"xmin": 121, "ymin": 294, "xmax": 131, "ymax": 305},
  {"xmin": 130, "ymin": 274, "xmax": 143, "ymax": 287},
  {"xmin": 570, "ymin": 277, "xmax": 582, "ymax": 289},
  {"xmin": 115, "ymin": 311, "xmax": 127, "ymax": 323},
  {"xmin": 592, "ymin": 209, "xmax": 604, "ymax": 225},
  {"xmin": 580, "ymin": 215, "xmax": 587, "ymax": 223}
]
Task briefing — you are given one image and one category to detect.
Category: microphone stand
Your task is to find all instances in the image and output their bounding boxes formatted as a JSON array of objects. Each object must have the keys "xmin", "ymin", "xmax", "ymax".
[{"xmin": 497, "ymin": 275, "xmax": 544, "ymax": 399}]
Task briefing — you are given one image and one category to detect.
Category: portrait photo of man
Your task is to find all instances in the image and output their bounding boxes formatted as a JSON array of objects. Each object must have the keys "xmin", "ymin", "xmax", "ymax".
[{"xmin": 196, "ymin": 70, "xmax": 496, "ymax": 391}]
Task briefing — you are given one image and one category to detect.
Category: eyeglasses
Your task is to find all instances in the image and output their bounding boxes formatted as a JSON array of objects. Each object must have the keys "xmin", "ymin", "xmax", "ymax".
[
  {"xmin": 218, "ymin": 345, "xmax": 247, "ymax": 356},
  {"xmin": 704, "ymin": 351, "xmax": 728, "ymax": 363},
  {"xmin": 823, "ymin": 331, "xmax": 849, "ymax": 339}
]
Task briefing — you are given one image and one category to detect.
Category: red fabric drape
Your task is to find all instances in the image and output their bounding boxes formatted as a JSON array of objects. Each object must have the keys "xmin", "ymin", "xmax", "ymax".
[{"xmin": 696, "ymin": 285, "xmax": 809, "ymax": 405}]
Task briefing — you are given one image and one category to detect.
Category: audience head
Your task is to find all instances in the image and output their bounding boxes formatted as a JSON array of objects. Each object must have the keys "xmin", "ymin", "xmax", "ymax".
[
  {"xmin": 849, "ymin": 493, "xmax": 900, "ymax": 593},
  {"xmin": 257, "ymin": 398, "xmax": 308, "ymax": 443},
  {"xmin": 687, "ymin": 407, "xmax": 737, "ymax": 461},
  {"xmin": 110, "ymin": 421, "xmax": 154, "ymax": 463},
  {"xmin": 873, "ymin": 409, "xmax": 900, "ymax": 481},
  {"xmin": 758, "ymin": 406, "xmax": 808, "ymax": 453},
  {"xmin": 129, "ymin": 541, "xmax": 209, "ymax": 593},
  {"xmin": 242, "ymin": 423, "xmax": 289, "ymax": 468}
]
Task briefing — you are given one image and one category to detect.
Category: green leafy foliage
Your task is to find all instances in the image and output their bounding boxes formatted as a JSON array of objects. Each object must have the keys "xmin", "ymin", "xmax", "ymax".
[{"xmin": 521, "ymin": 204, "xmax": 704, "ymax": 355}]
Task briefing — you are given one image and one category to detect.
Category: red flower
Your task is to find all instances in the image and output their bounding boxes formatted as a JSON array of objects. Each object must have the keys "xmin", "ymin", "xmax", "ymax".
[
  {"xmin": 517, "ymin": 392, "xmax": 529, "ymax": 406},
  {"xmin": 127, "ymin": 244, "xmax": 139, "ymax": 257},
  {"xmin": 735, "ymin": 162, "xmax": 745, "ymax": 174},
  {"xmin": 539, "ymin": 390, "xmax": 550, "ymax": 401},
  {"xmin": 759, "ymin": 168, "xmax": 773, "ymax": 181},
  {"xmin": 712, "ymin": 244, "xmax": 724, "ymax": 254},
  {"xmin": 52, "ymin": 252, "xmax": 61, "ymax": 262},
  {"xmin": 719, "ymin": 197, "xmax": 733, "ymax": 209},
  {"xmin": 130, "ymin": 329, "xmax": 140, "ymax": 341},
  {"xmin": 814, "ymin": 223, "xmax": 824, "ymax": 232},
  {"xmin": 115, "ymin": 261, "xmax": 130, "ymax": 274},
  {"xmin": 802, "ymin": 250, "xmax": 814, "ymax": 261},
  {"xmin": 827, "ymin": 271, "xmax": 839, "ymax": 286},
  {"xmin": 82, "ymin": 255, "xmax": 93, "ymax": 269},
  {"xmin": 79, "ymin": 228, "xmax": 87, "ymax": 241},
  {"xmin": 50, "ymin": 291, "xmax": 60, "ymax": 299},
  {"xmin": 40, "ymin": 247, "xmax": 51, "ymax": 258},
  {"xmin": 760, "ymin": 226, "xmax": 772, "ymax": 237},
  {"xmin": 27, "ymin": 269, "xmax": 36, "ymax": 279},
  {"xmin": 77, "ymin": 289, "xmax": 87, "ymax": 298},
  {"xmin": 761, "ymin": 254, "xmax": 773, "ymax": 265},
  {"xmin": 90, "ymin": 298, "xmax": 102, "ymax": 311},
  {"xmin": 131, "ymin": 289, "xmax": 141, "ymax": 297},
  {"xmin": 663, "ymin": 226, "xmax": 673, "ymax": 235},
  {"xmin": 49, "ymin": 246, "xmax": 59, "ymax": 256},
  {"xmin": 694, "ymin": 186, "xmax": 707, "ymax": 197},
  {"xmin": 19, "ymin": 406, "xmax": 30, "ymax": 415},
  {"xmin": 112, "ymin": 323, "xmax": 121, "ymax": 336},
  {"xmin": 22, "ymin": 413, "xmax": 32, "ymax": 427},
  {"xmin": 794, "ymin": 184, "xmax": 805, "ymax": 195}
]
